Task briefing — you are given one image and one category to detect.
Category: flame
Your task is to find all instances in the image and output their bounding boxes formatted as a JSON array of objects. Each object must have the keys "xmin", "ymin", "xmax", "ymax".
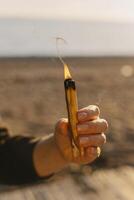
[{"xmin": 64, "ymin": 64, "xmax": 72, "ymax": 80}]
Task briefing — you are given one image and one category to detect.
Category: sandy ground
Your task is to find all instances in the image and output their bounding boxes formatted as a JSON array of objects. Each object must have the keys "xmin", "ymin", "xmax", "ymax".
[{"xmin": 0, "ymin": 57, "xmax": 133, "ymax": 199}]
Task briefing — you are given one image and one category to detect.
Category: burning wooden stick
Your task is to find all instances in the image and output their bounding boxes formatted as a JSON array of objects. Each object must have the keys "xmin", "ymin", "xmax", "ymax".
[
  {"xmin": 56, "ymin": 37, "xmax": 84, "ymax": 157},
  {"xmin": 64, "ymin": 64, "xmax": 84, "ymax": 158}
]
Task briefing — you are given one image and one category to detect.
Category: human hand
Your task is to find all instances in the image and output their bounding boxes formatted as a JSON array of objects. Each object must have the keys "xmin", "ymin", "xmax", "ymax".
[{"xmin": 54, "ymin": 105, "xmax": 108, "ymax": 165}]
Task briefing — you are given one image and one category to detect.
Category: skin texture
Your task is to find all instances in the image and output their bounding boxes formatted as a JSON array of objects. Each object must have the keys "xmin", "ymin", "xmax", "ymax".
[
  {"xmin": 33, "ymin": 105, "xmax": 108, "ymax": 177},
  {"xmin": 55, "ymin": 105, "xmax": 108, "ymax": 164}
]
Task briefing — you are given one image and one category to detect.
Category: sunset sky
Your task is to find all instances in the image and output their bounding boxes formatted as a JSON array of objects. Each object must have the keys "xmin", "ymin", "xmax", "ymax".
[{"xmin": 1, "ymin": 0, "xmax": 134, "ymax": 22}]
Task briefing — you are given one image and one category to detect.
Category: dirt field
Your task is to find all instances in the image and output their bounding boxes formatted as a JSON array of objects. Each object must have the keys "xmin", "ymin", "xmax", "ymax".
[
  {"xmin": 0, "ymin": 57, "xmax": 133, "ymax": 162},
  {"xmin": 0, "ymin": 57, "xmax": 133, "ymax": 199}
]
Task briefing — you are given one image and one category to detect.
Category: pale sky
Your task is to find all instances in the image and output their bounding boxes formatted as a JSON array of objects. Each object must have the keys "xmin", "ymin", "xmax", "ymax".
[{"xmin": 1, "ymin": 0, "xmax": 134, "ymax": 22}]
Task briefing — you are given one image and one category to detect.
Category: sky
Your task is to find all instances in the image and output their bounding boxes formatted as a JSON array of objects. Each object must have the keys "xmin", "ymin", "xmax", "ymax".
[
  {"xmin": 1, "ymin": 0, "xmax": 134, "ymax": 56},
  {"xmin": 1, "ymin": 0, "xmax": 134, "ymax": 22}
]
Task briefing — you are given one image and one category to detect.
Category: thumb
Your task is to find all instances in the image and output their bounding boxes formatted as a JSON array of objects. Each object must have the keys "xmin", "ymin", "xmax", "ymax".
[
  {"xmin": 55, "ymin": 118, "xmax": 69, "ymax": 136},
  {"xmin": 55, "ymin": 118, "xmax": 73, "ymax": 162}
]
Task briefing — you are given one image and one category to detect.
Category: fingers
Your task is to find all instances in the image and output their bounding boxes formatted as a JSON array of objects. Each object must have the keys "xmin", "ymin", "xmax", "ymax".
[
  {"xmin": 77, "ymin": 118, "xmax": 108, "ymax": 135},
  {"xmin": 86, "ymin": 147, "xmax": 100, "ymax": 158},
  {"xmin": 79, "ymin": 133, "xmax": 106, "ymax": 147},
  {"xmin": 77, "ymin": 105, "xmax": 100, "ymax": 122},
  {"xmin": 75, "ymin": 147, "xmax": 99, "ymax": 164}
]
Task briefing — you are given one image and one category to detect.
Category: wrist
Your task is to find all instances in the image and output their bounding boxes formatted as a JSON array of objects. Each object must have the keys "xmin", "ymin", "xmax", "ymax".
[{"xmin": 33, "ymin": 134, "xmax": 69, "ymax": 177}]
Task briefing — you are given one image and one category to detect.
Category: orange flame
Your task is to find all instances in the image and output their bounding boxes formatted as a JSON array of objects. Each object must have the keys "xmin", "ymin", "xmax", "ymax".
[{"xmin": 64, "ymin": 64, "xmax": 72, "ymax": 80}]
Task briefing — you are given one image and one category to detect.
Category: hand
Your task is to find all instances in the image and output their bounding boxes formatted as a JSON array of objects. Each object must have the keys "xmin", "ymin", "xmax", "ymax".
[{"xmin": 54, "ymin": 105, "xmax": 108, "ymax": 165}]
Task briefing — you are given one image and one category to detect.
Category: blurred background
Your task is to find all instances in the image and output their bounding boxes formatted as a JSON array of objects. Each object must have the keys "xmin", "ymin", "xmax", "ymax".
[{"xmin": 0, "ymin": 0, "xmax": 134, "ymax": 199}]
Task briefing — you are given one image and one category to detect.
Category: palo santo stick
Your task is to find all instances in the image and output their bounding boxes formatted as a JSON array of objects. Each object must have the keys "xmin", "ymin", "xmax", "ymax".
[
  {"xmin": 55, "ymin": 37, "xmax": 84, "ymax": 157},
  {"xmin": 64, "ymin": 64, "xmax": 84, "ymax": 158}
]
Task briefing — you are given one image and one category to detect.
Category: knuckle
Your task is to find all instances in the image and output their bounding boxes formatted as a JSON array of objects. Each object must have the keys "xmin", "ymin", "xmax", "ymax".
[
  {"xmin": 88, "ymin": 105, "xmax": 100, "ymax": 115},
  {"xmin": 94, "ymin": 105, "xmax": 100, "ymax": 115},
  {"xmin": 101, "ymin": 119, "xmax": 108, "ymax": 131}
]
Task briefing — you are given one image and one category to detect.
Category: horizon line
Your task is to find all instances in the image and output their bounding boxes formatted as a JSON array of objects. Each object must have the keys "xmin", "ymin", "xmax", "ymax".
[{"xmin": 0, "ymin": 16, "xmax": 134, "ymax": 24}]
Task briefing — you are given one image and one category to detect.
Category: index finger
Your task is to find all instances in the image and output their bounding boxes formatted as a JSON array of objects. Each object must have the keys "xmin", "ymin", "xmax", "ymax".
[{"xmin": 77, "ymin": 105, "xmax": 100, "ymax": 122}]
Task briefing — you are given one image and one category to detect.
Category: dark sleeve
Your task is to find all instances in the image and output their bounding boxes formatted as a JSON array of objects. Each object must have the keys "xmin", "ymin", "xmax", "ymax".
[{"xmin": 0, "ymin": 127, "xmax": 52, "ymax": 185}]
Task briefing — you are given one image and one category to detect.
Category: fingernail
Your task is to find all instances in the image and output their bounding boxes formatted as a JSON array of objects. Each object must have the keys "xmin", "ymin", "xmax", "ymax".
[
  {"xmin": 77, "ymin": 124, "xmax": 88, "ymax": 132},
  {"xmin": 97, "ymin": 147, "xmax": 101, "ymax": 157},
  {"xmin": 78, "ymin": 112, "xmax": 88, "ymax": 120},
  {"xmin": 79, "ymin": 137, "xmax": 88, "ymax": 145}
]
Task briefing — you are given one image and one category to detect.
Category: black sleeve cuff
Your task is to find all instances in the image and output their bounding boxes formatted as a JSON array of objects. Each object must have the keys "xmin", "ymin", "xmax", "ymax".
[{"xmin": 0, "ymin": 128, "xmax": 53, "ymax": 185}]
